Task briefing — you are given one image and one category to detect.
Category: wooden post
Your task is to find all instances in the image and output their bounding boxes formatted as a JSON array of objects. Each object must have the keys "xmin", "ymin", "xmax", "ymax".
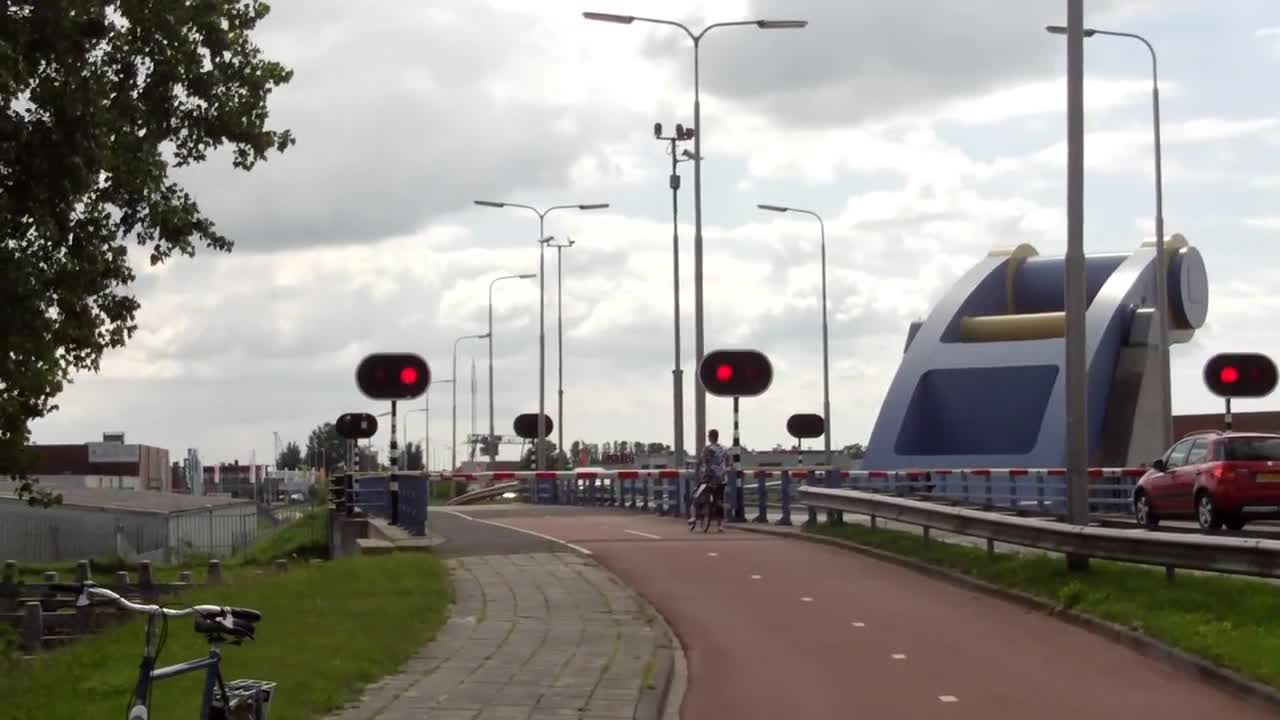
[
  {"xmin": 138, "ymin": 561, "xmax": 157, "ymax": 604},
  {"xmin": 114, "ymin": 571, "xmax": 130, "ymax": 589},
  {"xmin": 2, "ymin": 560, "xmax": 16, "ymax": 585},
  {"xmin": 21, "ymin": 601, "xmax": 42, "ymax": 654},
  {"xmin": 207, "ymin": 559, "xmax": 223, "ymax": 585},
  {"xmin": 76, "ymin": 559, "xmax": 91, "ymax": 583},
  {"xmin": 178, "ymin": 571, "xmax": 193, "ymax": 585},
  {"xmin": 273, "ymin": 559, "xmax": 288, "ymax": 574}
]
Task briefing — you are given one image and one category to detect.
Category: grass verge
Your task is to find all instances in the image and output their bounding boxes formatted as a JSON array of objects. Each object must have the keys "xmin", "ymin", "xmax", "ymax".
[
  {"xmin": 808, "ymin": 521, "xmax": 1280, "ymax": 689},
  {"xmin": 0, "ymin": 552, "xmax": 451, "ymax": 720}
]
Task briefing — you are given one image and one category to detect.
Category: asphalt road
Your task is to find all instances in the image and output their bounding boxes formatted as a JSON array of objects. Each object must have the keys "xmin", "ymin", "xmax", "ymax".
[{"xmin": 445, "ymin": 504, "xmax": 1277, "ymax": 719}]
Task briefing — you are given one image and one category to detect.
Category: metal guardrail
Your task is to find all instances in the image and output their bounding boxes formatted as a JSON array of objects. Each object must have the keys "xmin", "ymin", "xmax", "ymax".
[
  {"xmin": 797, "ymin": 485, "xmax": 1280, "ymax": 579},
  {"xmin": 419, "ymin": 467, "xmax": 1280, "ymax": 580}
]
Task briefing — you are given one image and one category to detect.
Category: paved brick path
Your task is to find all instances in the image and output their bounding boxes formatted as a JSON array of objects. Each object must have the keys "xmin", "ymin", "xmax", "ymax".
[{"xmin": 328, "ymin": 552, "xmax": 667, "ymax": 720}]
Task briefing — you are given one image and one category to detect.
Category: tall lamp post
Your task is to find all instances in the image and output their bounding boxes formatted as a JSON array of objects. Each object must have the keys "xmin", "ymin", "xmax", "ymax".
[
  {"xmin": 426, "ymin": 378, "xmax": 454, "ymax": 472},
  {"xmin": 488, "ymin": 273, "xmax": 536, "ymax": 467},
  {"xmin": 474, "ymin": 200, "xmax": 609, "ymax": 470},
  {"xmin": 543, "ymin": 236, "xmax": 576, "ymax": 460},
  {"xmin": 453, "ymin": 333, "xmax": 489, "ymax": 471},
  {"xmin": 757, "ymin": 204, "xmax": 832, "ymax": 467},
  {"xmin": 583, "ymin": 11, "xmax": 806, "ymax": 475},
  {"xmin": 1045, "ymin": 23, "xmax": 1170, "ymax": 450},
  {"xmin": 654, "ymin": 122, "xmax": 696, "ymax": 472}
]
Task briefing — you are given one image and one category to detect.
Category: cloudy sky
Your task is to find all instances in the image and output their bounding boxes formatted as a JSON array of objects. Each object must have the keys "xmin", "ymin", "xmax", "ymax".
[{"xmin": 28, "ymin": 0, "xmax": 1280, "ymax": 469}]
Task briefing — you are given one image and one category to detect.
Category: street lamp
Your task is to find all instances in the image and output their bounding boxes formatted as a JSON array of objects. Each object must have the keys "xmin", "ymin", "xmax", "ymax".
[
  {"xmin": 542, "ymin": 236, "xmax": 576, "ymax": 460},
  {"xmin": 425, "ymin": 378, "xmax": 454, "ymax": 472},
  {"xmin": 1045, "ymin": 23, "xmax": 1170, "ymax": 449},
  {"xmin": 474, "ymin": 200, "xmax": 609, "ymax": 470},
  {"xmin": 584, "ymin": 11, "xmax": 806, "ymax": 474},
  {"xmin": 488, "ymin": 273, "xmax": 536, "ymax": 468},
  {"xmin": 757, "ymin": 204, "xmax": 832, "ymax": 467},
  {"xmin": 453, "ymin": 333, "xmax": 489, "ymax": 471},
  {"xmin": 403, "ymin": 408, "xmax": 426, "ymax": 470}
]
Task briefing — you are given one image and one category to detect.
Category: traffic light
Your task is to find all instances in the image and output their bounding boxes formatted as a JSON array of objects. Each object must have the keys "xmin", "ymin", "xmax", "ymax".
[
  {"xmin": 355, "ymin": 353, "xmax": 430, "ymax": 400},
  {"xmin": 335, "ymin": 413, "xmax": 378, "ymax": 440},
  {"xmin": 1203, "ymin": 353, "xmax": 1278, "ymax": 398},
  {"xmin": 513, "ymin": 413, "xmax": 554, "ymax": 441},
  {"xmin": 329, "ymin": 474, "xmax": 349, "ymax": 512},
  {"xmin": 698, "ymin": 349, "xmax": 773, "ymax": 397},
  {"xmin": 787, "ymin": 413, "xmax": 825, "ymax": 439}
]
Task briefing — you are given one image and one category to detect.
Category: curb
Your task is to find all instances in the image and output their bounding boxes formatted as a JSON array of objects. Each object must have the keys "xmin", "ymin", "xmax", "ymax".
[
  {"xmin": 730, "ymin": 522, "xmax": 1280, "ymax": 715},
  {"xmin": 576, "ymin": 555, "xmax": 680, "ymax": 720}
]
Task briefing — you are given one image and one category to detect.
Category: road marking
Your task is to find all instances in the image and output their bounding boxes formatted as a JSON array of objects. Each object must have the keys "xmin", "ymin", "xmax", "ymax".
[
  {"xmin": 624, "ymin": 529, "xmax": 662, "ymax": 540},
  {"xmin": 438, "ymin": 509, "xmax": 593, "ymax": 555},
  {"xmin": 938, "ymin": 695, "xmax": 958, "ymax": 703},
  {"xmin": 750, "ymin": 574, "xmax": 762, "ymax": 580},
  {"xmin": 707, "ymin": 552, "xmax": 719, "ymax": 557},
  {"xmin": 891, "ymin": 653, "xmax": 907, "ymax": 660},
  {"xmin": 801, "ymin": 596, "xmax": 814, "ymax": 602},
  {"xmin": 851, "ymin": 622, "xmax": 865, "ymax": 628}
]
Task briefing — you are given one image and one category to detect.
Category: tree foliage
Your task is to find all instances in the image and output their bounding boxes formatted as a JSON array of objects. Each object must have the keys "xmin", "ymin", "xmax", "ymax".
[
  {"xmin": 1, "ymin": 1, "xmax": 294, "ymax": 503},
  {"xmin": 277, "ymin": 441, "xmax": 303, "ymax": 470}
]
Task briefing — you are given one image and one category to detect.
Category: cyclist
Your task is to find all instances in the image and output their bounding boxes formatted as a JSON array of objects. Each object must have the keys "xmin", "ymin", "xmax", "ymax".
[{"xmin": 690, "ymin": 429, "xmax": 729, "ymax": 531}]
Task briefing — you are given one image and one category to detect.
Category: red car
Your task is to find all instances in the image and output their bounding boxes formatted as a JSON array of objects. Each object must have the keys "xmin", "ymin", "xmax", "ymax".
[{"xmin": 1133, "ymin": 430, "xmax": 1280, "ymax": 532}]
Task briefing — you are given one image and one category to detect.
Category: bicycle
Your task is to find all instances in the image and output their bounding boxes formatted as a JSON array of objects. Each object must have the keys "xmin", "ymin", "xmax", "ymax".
[
  {"xmin": 688, "ymin": 481, "xmax": 723, "ymax": 533},
  {"xmin": 48, "ymin": 581, "xmax": 274, "ymax": 720}
]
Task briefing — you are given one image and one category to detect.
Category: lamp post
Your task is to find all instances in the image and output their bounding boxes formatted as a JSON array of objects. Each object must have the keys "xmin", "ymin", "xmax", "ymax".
[
  {"xmin": 757, "ymin": 204, "xmax": 831, "ymax": 467},
  {"xmin": 403, "ymin": 408, "xmax": 426, "ymax": 470},
  {"xmin": 426, "ymin": 378, "xmax": 454, "ymax": 472},
  {"xmin": 453, "ymin": 333, "xmax": 489, "ymax": 471},
  {"xmin": 1045, "ymin": 23, "xmax": 1170, "ymax": 450},
  {"xmin": 654, "ymin": 122, "xmax": 696, "ymax": 472},
  {"xmin": 488, "ymin": 273, "xmax": 536, "ymax": 467},
  {"xmin": 543, "ymin": 236, "xmax": 576, "ymax": 460},
  {"xmin": 474, "ymin": 200, "xmax": 609, "ymax": 470},
  {"xmin": 584, "ymin": 12, "xmax": 806, "ymax": 477}
]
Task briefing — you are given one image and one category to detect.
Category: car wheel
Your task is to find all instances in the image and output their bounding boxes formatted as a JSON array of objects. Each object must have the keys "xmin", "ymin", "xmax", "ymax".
[
  {"xmin": 1134, "ymin": 492, "xmax": 1159, "ymax": 528},
  {"xmin": 1225, "ymin": 515, "xmax": 1247, "ymax": 532},
  {"xmin": 1196, "ymin": 491, "xmax": 1224, "ymax": 532}
]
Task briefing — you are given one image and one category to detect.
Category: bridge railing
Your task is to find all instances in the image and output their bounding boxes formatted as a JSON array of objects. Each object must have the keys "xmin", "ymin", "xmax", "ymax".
[{"xmin": 425, "ymin": 466, "xmax": 1146, "ymax": 524}]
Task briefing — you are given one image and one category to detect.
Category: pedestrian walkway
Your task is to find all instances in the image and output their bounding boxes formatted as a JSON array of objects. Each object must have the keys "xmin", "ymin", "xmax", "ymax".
[{"xmin": 327, "ymin": 551, "xmax": 669, "ymax": 720}]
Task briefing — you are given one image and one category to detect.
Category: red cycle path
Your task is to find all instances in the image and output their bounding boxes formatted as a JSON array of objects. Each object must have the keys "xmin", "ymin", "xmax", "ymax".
[{"xmin": 475, "ymin": 508, "xmax": 1277, "ymax": 720}]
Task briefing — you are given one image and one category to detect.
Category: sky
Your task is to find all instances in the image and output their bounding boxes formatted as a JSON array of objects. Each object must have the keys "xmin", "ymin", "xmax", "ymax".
[{"xmin": 26, "ymin": 0, "xmax": 1280, "ymax": 469}]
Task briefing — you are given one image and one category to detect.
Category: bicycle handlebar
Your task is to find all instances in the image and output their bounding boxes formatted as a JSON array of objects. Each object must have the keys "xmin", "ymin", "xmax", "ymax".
[{"xmin": 46, "ymin": 582, "xmax": 261, "ymax": 636}]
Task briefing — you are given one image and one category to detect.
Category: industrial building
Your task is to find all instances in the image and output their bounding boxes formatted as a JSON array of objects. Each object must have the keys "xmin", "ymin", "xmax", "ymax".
[{"xmin": 22, "ymin": 432, "xmax": 170, "ymax": 492}]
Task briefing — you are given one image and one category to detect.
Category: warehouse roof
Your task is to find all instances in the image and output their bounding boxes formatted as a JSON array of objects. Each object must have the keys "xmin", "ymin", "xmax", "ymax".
[{"xmin": 0, "ymin": 487, "xmax": 255, "ymax": 515}]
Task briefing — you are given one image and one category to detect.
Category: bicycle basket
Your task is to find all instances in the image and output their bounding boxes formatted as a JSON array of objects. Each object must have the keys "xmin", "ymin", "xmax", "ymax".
[{"xmin": 211, "ymin": 679, "xmax": 277, "ymax": 720}]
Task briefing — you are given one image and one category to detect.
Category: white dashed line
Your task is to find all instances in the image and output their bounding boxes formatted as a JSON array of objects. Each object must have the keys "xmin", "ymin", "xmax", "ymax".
[
  {"xmin": 851, "ymin": 622, "xmax": 865, "ymax": 628},
  {"xmin": 750, "ymin": 574, "xmax": 763, "ymax": 580},
  {"xmin": 891, "ymin": 653, "xmax": 907, "ymax": 660},
  {"xmin": 437, "ymin": 509, "xmax": 593, "ymax": 555},
  {"xmin": 801, "ymin": 596, "xmax": 814, "ymax": 603},
  {"xmin": 707, "ymin": 552, "xmax": 719, "ymax": 557},
  {"xmin": 624, "ymin": 529, "xmax": 662, "ymax": 539},
  {"xmin": 939, "ymin": 695, "xmax": 959, "ymax": 703}
]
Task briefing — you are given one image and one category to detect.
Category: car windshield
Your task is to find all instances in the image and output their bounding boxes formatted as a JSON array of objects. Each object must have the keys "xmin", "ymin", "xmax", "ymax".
[{"xmin": 1223, "ymin": 437, "xmax": 1280, "ymax": 461}]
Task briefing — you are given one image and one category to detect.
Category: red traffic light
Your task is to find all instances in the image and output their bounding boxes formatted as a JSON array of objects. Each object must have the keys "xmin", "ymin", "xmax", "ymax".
[
  {"xmin": 786, "ymin": 413, "xmax": 826, "ymax": 440},
  {"xmin": 699, "ymin": 349, "xmax": 773, "ymax": 398},
  {"xmin": 1203, "ymin": 353, "xmax": 1277, "ymax": 398},
  {"xmin": 356, "ymin": 353, "xmax": 431, "ymax": 400},
  {"xmin": 513, "ymin": 413, "xmax": 554, "ymax": 441}
]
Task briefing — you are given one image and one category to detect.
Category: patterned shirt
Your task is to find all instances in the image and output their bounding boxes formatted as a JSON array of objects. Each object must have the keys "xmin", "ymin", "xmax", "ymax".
[{"xmin": 702, "ymin": 442, "xmax": 730, "ymax": 486}]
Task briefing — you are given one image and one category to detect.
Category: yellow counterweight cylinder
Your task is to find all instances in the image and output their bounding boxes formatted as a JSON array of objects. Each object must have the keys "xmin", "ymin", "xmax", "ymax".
[{"xmin": 958, "ymin": 312, "xmax": 1066, "ymax": 342}]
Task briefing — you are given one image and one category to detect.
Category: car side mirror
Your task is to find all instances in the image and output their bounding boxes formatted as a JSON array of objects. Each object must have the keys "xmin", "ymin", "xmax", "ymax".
[{"xmin": 1151, "ymin": 458, "xmax": 1166, "ymax": 472}]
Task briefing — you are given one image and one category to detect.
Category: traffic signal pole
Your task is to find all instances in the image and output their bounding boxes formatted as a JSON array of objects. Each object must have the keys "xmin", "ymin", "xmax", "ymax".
[
  {"xmin": 388, "ymin": 400, "xmax": 400, "ymax": 524},
  {"xmin": 731, "ymin": 395, "xmax": 745, "ymax": 522}
]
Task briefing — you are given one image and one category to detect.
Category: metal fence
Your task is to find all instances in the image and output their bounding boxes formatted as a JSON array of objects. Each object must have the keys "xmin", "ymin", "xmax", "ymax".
[{"xmin": 0, "ymin": 502, "xmax": 305, "ymax": 565}]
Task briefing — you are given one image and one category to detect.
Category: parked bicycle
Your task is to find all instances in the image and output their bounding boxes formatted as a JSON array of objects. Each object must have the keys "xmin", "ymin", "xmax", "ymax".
[{"xmin": 47, "ymin": 581, "xmax": 274, "ymax": 720}]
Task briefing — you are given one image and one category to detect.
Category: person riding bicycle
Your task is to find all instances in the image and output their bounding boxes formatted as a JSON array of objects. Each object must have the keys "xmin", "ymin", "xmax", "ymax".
[{"xmin": 690, "ymin": 429, "xmax": 729, "ymax": 531}]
